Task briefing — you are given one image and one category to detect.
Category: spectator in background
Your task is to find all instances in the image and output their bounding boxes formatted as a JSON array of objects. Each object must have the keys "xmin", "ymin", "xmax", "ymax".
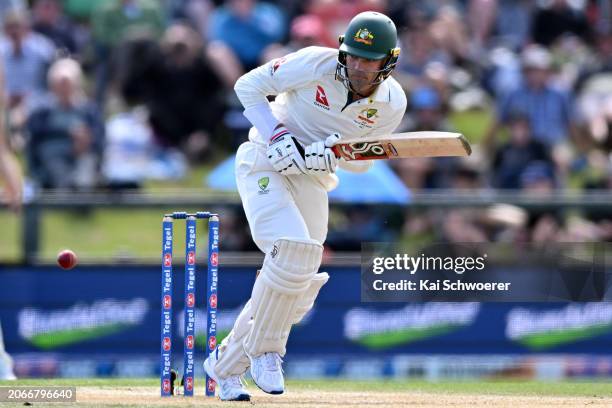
[
  {"xmin": 399, "ymin": 86, "xmax": 451, "ymax": 133},
  {"xmin": 520, "ymin": 161, "xmax": 557, "ymax": 194},
  {"xmin": 0, "ymin": 64, "xmax": 22, "ymax": 212},
  {"xmin": 102, "ymin": 106, "xmax": 155, "ymax": 190},
  {"xmin": 0, "ymin": 1, "xmax": 25, "ymax": 19},
  {"xmin": 484, "ymin": 45, "xmax": 577, "ymax": 153},
  {"xmin": 150, "ymin": 24, "xmax": 225, "ymax": 161},
  {"xmin": 467, "ymin": 0, "xmax": 497, "ymax": 52},
  {"xmin": 395, "ymin": 16, "xmax": 451, "ymax": 87},
  {"xmin": 578, "ymin": 27, "xmax": 612, "ymax": 82},
  {"xmin": 398, "ymin": 20, "xmax": 451, "ymax": 81},
  {"xmin": 118, "ymin": 24, "xmax": 226, "ymax": 162},
  {"xmin": 575, "ymin": 29, "xmax": 612, "ymax": 151},
  {"xmin": 306, "ymin": 0, "xmax": 388, "ymax": 44},
  {"xmin": 0, "ymin": 9, "xmax": 55, "ymax": 137},
  {"xmin": 208, "ymin": 0, "xmax": 286, "ymax": 72},
  {"xmin": 531, "ymin": 0, "xmax": 592, "ymax": 47},
  {"xmin": 91, "ymin": 0, "xmax": 164, "ymax": 105},
  {"xmin": 491, "ymin": 112, "xmax": 552, "ymax": 189},
  {"xmin": 205, "ymin": 0, "xmax": 286, "ymax": 148},
  {"xmin": 394, "ymin": 87, "xmax": 461, "ymax": 190},
  {"xmin": 493, "ymin": 0, "xmax": 533, "ymax": 50},
  {"xmin": 31, "ymin": 0, "xmax": 78, "ymax": 55},
  {"xmin": 92, "ymin": 0, "xmax": 164, "ymax": 54},
  {"xmin": 519, "ymin": 160, "xmax": 566, "ymax": 245},
  {"xmin": 26, "ymin": 58, "xmax": 103, "ymax": 189},
  {"xmin": 262, "ymin": 14, "xmax": 332, "ymax": 62},
  {"xmin": 428, "ymin": 4, "xmax": 470, "ymax": 67},
  {"xmin": 170, "ymin": 0, "xmax": 214, "ymax": 33}
]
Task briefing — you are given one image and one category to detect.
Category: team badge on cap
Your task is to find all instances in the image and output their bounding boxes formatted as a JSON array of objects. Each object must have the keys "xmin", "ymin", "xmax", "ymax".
[{"xmin": 354, "ymin": 28, "xmax": 374, "ymax": 45}]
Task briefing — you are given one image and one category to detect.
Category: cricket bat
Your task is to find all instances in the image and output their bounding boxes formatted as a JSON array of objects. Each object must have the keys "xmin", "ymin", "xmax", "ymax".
[{"xmin": 331, "ymin": 131, "xmax": 471, "ymax": 161}]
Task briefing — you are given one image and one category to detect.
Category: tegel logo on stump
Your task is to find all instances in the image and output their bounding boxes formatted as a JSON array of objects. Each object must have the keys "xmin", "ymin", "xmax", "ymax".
[
  {"xmin": 18, "ymin": 298, "xmax": 149, "ymax": 349},
  {"xmin": 177, "ymin": 304, "xmax": 242, "ymax": 350}
]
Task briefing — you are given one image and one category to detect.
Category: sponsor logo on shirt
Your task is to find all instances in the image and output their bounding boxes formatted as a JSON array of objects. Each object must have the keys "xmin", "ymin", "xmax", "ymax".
[
  {"xmin": 314, "ymin": 85, "xmax": 330, "ymax": 110},
  {"xmin": 258, "ymin": 176, "xmax": 270, "ymax": 194},
  {"xmin": 354, "ymin": 107, "xmax": 378, "ymax": 127},
  {"xmin": 354, "ymin": 28, "xmax": 374, "ymax": 45},
  {"xmin": 270, "ymin": 57, "xmax": 287, "ymax": 75}
]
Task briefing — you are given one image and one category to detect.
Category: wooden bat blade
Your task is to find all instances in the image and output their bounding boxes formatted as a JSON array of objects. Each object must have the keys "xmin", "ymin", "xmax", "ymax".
[{"xmin": 331, "ymin": 131, "xmax": 472, "ymax": 161}]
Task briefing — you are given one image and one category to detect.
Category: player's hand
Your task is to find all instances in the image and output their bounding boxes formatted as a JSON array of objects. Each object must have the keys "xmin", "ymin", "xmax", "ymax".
[
  {"xmin": 304, "ymin": 133, "xmax": 341, "ymax": 174},
  {"xmin": 266, "ymin": 124, "xmax": 307, "ymax": 175}
]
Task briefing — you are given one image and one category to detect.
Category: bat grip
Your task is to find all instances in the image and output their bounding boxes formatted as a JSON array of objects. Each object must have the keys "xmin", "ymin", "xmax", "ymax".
[{"xmin": 331, "ymin": 145, "xmax": 340, "ymax": 158}]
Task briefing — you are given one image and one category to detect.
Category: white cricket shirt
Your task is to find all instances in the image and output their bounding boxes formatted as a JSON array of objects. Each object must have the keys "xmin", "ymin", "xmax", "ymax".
[{"xmin": 234, "ymin": 46, "xmax": 407, "ymax": 147}]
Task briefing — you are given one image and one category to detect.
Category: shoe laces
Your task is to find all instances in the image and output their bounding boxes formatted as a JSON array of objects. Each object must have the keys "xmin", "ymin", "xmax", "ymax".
[{"xmin": 262, "ymin": 353, "xmax": 283, "ymax": 372}]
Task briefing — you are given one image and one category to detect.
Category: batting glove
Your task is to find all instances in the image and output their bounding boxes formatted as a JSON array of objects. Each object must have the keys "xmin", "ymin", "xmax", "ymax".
[
  {"xmin": 304, "ymin": 133, "xmax": 341, "ymax": 174},
  {"xmin": 266, "ymin": 124, "xmax": 307, "ymax": 175}
]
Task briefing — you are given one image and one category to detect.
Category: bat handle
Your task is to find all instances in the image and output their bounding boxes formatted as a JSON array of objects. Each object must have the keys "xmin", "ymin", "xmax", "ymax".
[{"xmin": 331, "ymin": 145, "xmax": 340, "ymax": 159}]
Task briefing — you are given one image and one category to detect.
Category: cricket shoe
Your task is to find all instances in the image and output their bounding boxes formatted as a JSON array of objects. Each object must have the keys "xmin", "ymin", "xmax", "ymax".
[
  {"xmin": 248, "ymin": 352, "xmax": 284, "ymax": 394},
  {"xmin": 204, "ymin": 348, "xmax": 250, "ymax": 401}
]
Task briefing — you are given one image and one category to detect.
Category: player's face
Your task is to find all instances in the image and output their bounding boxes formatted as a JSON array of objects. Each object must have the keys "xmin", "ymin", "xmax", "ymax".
[{"xmin": 345, "ymin": 54, "xmax": 384, "ymax": 95}]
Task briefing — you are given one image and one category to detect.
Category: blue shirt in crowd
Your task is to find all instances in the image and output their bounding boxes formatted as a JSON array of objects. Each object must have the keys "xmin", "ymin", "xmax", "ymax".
[
  {"xmin": 498, "ymin": 85, "xmax": 574, "ymax": 146},
  {"xmin": 208, "ymin": 2, "xmax": 285, "ymax": 70}
]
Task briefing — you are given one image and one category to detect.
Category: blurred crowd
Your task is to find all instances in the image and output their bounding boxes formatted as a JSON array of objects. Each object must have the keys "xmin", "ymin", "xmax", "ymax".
[{"xmin": 0, "ymin": 0, "xmax": 611, "ymax": 251}]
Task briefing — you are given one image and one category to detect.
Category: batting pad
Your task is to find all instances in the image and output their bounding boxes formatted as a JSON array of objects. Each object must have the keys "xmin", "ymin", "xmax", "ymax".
[
  {"xmin": 215, "ymin": 299, "xmax": 253, "ymax": 378},
  {"xmin": 215, "ymin": 271, "xmax": 328, "ymax": 377},
  {"xmin": 244, "ymin": 238, "xmax": 323, "ymax": 357},
  {"xmin": 292, "ymin": 272, "xmax": 329, "ymax": 324}
]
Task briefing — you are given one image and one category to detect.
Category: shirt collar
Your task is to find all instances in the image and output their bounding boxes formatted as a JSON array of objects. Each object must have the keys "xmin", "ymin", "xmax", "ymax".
[
  {"xmin": 337, "ymin": 77, "xmax": 392, "ymax": 107},
  {"xmin": 367, "ymin": 79, "xmax": 391, "ymax": 103}
]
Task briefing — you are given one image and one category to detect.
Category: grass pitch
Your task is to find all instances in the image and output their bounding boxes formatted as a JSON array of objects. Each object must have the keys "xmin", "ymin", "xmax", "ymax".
[{"xmin": 1, "ymin": 378, "xmax": 610, "ymax": 407}]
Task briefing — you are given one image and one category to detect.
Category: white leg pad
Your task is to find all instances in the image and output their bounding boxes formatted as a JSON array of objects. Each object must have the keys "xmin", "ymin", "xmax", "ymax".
[
  {"xmin": 243, "ymin": 238, "xmax": 323, "ymax": 357},
  {"xmin": 215, "ymin": 300, "xmax": 253, "ymax": 378},
  {"xmin": 214, "ymin": 271, "xmax": 328, "ymax": 377},
  {"xmin": 292, "ymin": 272, "xmax": 329, "ymax": 324}
]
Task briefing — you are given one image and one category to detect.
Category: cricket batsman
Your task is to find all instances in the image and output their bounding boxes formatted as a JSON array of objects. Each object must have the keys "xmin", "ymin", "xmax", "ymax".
[{"xmin": 204, "ymin": 11, "xmax": 406, "ymax": 400}]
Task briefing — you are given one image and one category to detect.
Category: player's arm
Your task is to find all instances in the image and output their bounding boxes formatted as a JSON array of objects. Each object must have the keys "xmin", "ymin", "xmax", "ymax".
[
  {"xmin": 0, "ymin": 66, "xmax": 23, "ymax": 211},
  {"xmin": 234, "ymin": 47, "xmax": 320, "ymax": 140},
  {"xmin": 234, "ymin": 47, "xmax": 328, "ymax": 175}
]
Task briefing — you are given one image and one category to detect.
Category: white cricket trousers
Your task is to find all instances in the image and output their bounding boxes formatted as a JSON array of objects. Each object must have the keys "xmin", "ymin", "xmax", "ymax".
[
  {"xmin": 235, "ymin": 141, "xmax": 328, "ymax": 252},
  {"xmin": 213, "ymin": 141, "xmax": 328, "ymax": 378}
]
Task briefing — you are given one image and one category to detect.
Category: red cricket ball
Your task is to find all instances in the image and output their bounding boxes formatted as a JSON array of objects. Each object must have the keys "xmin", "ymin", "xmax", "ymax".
[{"xmin": 57, "ymin": 249, "xmax": 78, "ymax": 270}]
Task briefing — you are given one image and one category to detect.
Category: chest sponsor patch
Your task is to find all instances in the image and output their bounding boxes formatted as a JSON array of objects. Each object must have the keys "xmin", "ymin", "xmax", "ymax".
[
  {"xmin": 270, "ymin": 57, "xmax": 287, "ymax": 75},
  {"xmin": 314, "ymin": 85, "xmax": 330, "ymax": 110},
  {"xmin": 354, "ymin": 107, "xmax": 379, "ymax": 128}
]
